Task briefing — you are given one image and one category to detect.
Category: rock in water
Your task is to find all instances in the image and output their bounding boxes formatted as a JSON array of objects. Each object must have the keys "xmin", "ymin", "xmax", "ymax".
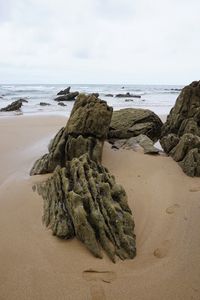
[
  {"xmin": 108, "ymin": 108, "xmax": 163, "ymax": 142},
  {"xmin": 160, "ymin": 81, "xmax": 200, "ymax": 176},
  {"xmin": 54, "ymin": 92, "xmax": 79, "ymax": 102},
  {"xmin": 57, "ymin": 86, "xmax": 71, "ymax": 95},
  {"xmin": 0, "ymin": 99, "xmax": 23, "ymax": 112},
  {"xmin": 30, "ymin": 94, "xmax": 136, "ymax": 262}
]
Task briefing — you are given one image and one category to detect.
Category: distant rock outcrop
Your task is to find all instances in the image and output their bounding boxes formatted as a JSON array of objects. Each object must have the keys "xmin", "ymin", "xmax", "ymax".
[
  {"xmin": 30, "ymin": 94, "xmax": 136, "ymax": 262},
  {"xmin": 0, "ymin": 99, "xmax": 23, "ymax": 112},
  {"xmin": 108, "ymin": 108, "xmax": 163, "ymax": 143},
  {"xmin": 40, "ymin": 102, "xmax": 50, "ymax": 106},
  {"xmin": 115, "ymin": 93, "xmax": 141, "ymax": 98},
  {"xmin": 58, "ymin": 102, "xmax": 66, "ymax": 106},
  {"xmin": 160, "ymin": 81, "xmax": 200, "ymax": 176},
  {"xmin": 105, "ymin": 94, "xmax": 114, "ymax": 97},
  {"xmin": 57, "ymin": 86, "xmax": 71, "ymax": 95},
  {"xmin": 54, "ymin": 92, "xmax": 79, "ymax": 102}
]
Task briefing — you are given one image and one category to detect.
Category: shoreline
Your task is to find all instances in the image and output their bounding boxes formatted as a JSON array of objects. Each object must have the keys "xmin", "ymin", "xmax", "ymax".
[{"xmin": 0, "ymin": 114, "xmax": 200, "ymax": 299}]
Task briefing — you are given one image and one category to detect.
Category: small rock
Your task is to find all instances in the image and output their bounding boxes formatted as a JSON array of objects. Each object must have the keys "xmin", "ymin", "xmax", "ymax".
[
  {"xmin": 115, "ymin": 93, "xmax": 141, "ymax": 98},
  {"xmin": 58, "ymin": 102, "xmax": 66, "ymax": 107},
  {"xmin": 105, "ymin": 94, "xmax": 114, "ymax": 97},
  {"xmin": 39, "ymin": 102, "xmax": 51, "ymax": 106}
]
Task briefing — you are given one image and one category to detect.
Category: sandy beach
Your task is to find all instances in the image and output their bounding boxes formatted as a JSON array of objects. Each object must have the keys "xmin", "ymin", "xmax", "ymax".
[{"xmin": 0, "ymin": 114, "xmax": 200, "ymax": 300}]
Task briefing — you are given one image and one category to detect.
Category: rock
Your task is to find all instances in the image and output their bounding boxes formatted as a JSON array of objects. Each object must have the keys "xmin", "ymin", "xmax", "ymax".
[
  {"xmin": 109, "ymin": 108, "xmax": 163, "ymax": 142},
  {"xmin": 160, "ymin": 81, "xmax": 200, "ymax": 176},
  {"xmin": 91, "ymin": 93, "xmax": 99, "ymax": 98},
  {"xmin": 125, "ymin": 99, "xmax": 134, "ymax": 102},
  {"xmin": 58, "ymin": 102, "xmax": 66, "ymax": 107},
  {"xmin": 111, "ymin": 135, "xmax": 159, "ymax": 154},
  {"xmin": 105, "ymin": 94, "xmax": 114, "ymax": 97},
  {"xmin": 30, "ymin": 94, "xmax": 136, "ymax": 262},
  {"xmin": 66, "ymin": 94, "xmax": 112, "ymax": 139},
  {"xmin": 40, "ymin": 102, "xmax": 51, "ymax": 106},
  {"xmin": 54, "ymin": 92, "xmax": 79, "ymax": 102},
  {"xmin": 115, "ymin": 93, "xmax": 141, "ymax": 98},
  {"xmin": 0, "ymin": 99, "xmax": 23, "ymax": 112},
  {"xmin": 57, "ymin": 86, "xmax": 71, "ymax": 95},
  {"xmin": 19, "ymin": 98, "xmax": 28, "ymax": 103}
]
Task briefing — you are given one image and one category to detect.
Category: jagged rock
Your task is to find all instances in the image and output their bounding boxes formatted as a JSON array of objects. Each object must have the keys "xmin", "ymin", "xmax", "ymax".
[
  {"xmin": 160, "ymin": 81, "xmax": 200, "ymax": 176},
  {"xmin": 19, "ymin": 98, "xmax": 28, "ymax": 103},
  {"xmin": 0, "ymin": 99, "xmax": 23, "ymax": 112},
  {"xmin": 108, "ymin": 108, "xmax": 163, "ymax": 142},
  {"xmin": 40, "ymin": 102, "xmax": 51, "ymax": 106},
  {"xmin": 115, "ymin": 93, "xmax": 141, "ymax": 98},
  {"xmin": 58, "ymin": 102, "xmax": 67, "ymax": 106},
  {"xmin": 57, "ymin": 87, "xmax": 71, "ymax": 95},
  {"xmin": 91, "ymin": 93, "xmax": 99, "ymax": 98},
  {"xmin": 30, "ymin": 94, "xmax": 136, "ymax": 262},
  {"xmin": 54, "ymin": 92, "xmax": 79, "ymax": 102}
]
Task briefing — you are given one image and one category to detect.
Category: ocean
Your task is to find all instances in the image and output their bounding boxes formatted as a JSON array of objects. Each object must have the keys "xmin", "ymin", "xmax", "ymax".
[{"xmin": 0, "ymin": 84, "xmax": 183, "ymax": 116}]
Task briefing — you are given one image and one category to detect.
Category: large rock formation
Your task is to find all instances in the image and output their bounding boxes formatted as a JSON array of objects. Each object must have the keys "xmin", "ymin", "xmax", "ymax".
[
  {"xmin": 160, "ymin": 81, "xmax": 200, "ymax": 176},
  {"xmin": 0, "ymin": 99, "xmax": 23, "ymax": 112},
  {"xmin": 108, "ymin": 108, "xmax": 163, "ymax": 142},
  {"xmin": 31, "ymin": 94, "xmax": 136, "ymax": 262}
]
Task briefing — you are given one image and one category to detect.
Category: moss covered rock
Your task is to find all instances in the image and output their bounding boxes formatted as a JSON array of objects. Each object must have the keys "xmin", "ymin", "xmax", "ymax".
[{"xmin": 30, "ymin": 94, "xmax": 136, "ymax": 262}]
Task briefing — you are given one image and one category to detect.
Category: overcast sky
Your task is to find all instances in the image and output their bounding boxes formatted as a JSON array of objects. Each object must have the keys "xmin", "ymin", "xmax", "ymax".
[{"xmin": 0, "ymin": 0, "xmax": 199, "ymax": 84}]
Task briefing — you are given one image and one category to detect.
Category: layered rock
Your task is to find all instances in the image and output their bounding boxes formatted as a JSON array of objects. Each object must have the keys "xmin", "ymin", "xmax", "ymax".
[
  {"xmin": 30, "ymin": 94, "xmax": 136, "ymax": 262},
  {"xmin": 160, "ymin": 81, "xmax": 200, "ymax": 176},
  {"xmin": 108, "ymin": 108, "xmax": 163, "ymax": 142},
  {"xmin": 0, "ymin": 99, "xmax": 23, "ymax": 112}
]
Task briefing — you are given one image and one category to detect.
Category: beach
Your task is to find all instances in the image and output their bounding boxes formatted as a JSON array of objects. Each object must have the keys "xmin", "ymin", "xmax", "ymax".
[{"xmin": 0, "ymin": 114, "xmax": 200, "ymax": 300}]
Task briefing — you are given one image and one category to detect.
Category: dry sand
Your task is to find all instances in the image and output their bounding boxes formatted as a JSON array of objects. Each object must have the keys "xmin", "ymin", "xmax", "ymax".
[{"xmin": 0, "ymin": 115, "xmax": 200, "ymax": 300}]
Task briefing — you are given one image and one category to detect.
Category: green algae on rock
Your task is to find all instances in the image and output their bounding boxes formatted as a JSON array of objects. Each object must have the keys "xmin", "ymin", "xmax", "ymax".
[{"xmin": 31, "ymin": 94, "xmax": 136, "ymax": 262}]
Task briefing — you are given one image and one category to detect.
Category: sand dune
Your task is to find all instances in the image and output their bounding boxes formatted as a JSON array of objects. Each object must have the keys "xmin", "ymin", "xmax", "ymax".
[{"xmin": 0, "ymin": 115, "xmax": 200, "ymax": 300}]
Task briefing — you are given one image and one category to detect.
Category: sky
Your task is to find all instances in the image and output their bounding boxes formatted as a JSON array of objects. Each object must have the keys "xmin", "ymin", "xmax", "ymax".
[{"xmin": 0, "ymin": 0, "xmax": 200, "ymax": 84}]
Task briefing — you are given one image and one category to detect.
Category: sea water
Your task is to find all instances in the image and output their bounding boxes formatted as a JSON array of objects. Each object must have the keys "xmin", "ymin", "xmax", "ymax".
[{"xmin": 0, "ymin": 84, "xmax": 183, "ymax": 117}]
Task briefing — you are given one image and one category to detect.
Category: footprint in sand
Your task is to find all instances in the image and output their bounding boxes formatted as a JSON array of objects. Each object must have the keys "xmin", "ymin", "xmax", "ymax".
[
  {"xmin": 166, "ymin": 204, "xmax": 180, "ymax": 214},
  {"xmin": 83, "ymin": 269, "xmax": 116, "ymax": 283},
  {"xmin": 189, "ymin": 187, "xmax": 200, "ymax": 192},
  {"xmin": 153, "ymin": 240, "xmax": 170, "ymax": 258}
]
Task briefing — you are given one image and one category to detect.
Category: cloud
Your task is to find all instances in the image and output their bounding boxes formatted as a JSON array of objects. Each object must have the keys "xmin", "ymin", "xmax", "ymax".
[{"xmin": 0, "ymin": 0, "xmax": 200, "ymax": 83}]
